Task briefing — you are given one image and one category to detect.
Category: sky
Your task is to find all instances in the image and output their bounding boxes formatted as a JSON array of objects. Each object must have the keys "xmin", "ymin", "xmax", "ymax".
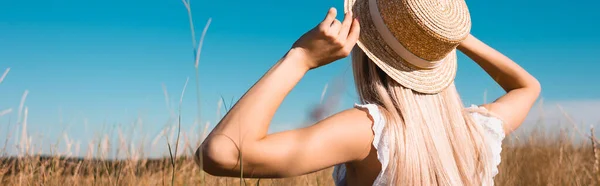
[{"xmin": 0, "ymin": 0, "xmax": 599, "ymax": 158}]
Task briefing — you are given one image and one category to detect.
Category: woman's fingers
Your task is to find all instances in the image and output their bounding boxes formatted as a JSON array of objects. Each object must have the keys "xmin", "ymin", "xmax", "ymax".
[
  {"xmin": 320, "ymin": 8, "xmax": 337, "ymax": 30},
  {"xmin": 343, "ymin": 18, "xmax": 361, "ymax": 52},
  {"xmin": 329, "ymin": 19, "xmax": 342, "ymax": 36},
  {"xmin": 338, "ymin": 12, "xmax": 353, "ymax": 40}
]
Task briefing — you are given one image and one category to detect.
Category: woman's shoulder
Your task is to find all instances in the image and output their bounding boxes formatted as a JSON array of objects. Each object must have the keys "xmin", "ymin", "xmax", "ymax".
[
  {"xmin": 313, "ymin": 105, "xmax": 378, "ymax": 161},
  {"xmin": 332, "ymin": 103, "xmax": 391, "ymax": 185}
]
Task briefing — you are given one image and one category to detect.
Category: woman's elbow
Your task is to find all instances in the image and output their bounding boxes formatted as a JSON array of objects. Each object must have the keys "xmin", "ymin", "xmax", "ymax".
[
  {"xmin": 194, "ymin": 138, "xmax": 241, "ymax": 176},
  {"xmin": 529, "ymin": 78, "xmax": 542, "ymax": 97}
]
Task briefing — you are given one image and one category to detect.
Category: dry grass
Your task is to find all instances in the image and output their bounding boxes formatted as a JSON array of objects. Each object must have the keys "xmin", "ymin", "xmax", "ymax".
[
  {"xmin": 494, "ymin": 128, "xmax": 600, "ymax": 185},
  {"xmin": 0, "ymin": 125, "xmax": 599, "ymax": 185},
  {"xmin": 0, "ymin": 156, "xmax": 333, "ymax": 185}
]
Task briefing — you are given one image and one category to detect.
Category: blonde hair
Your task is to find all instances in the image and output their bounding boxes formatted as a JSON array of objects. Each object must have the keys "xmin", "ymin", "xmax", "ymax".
[{"xmin": 351, "ymin": 47, "xmax": 494, "ymax": 185}]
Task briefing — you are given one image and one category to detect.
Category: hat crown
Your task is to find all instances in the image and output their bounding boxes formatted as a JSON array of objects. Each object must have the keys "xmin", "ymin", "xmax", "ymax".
[{"xmin": 375, "ymin": 0, "xmax": 471, "ymax": 61}]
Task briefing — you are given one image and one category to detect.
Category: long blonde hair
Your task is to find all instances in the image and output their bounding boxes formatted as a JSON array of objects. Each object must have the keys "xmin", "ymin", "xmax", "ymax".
[{"xmin": 351, "ymin": 47, "xmax": 494, "ymax": 185}]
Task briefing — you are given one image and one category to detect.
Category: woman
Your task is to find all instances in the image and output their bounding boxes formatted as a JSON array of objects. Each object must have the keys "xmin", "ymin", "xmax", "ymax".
[{"xmin": 195, "ymin": 0, "xmax": 540, "ymax": 185}]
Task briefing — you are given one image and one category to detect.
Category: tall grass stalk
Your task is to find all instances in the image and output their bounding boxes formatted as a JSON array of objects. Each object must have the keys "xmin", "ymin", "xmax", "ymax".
[
  {"xmin": 175, "ymin": 77, "xmax": 190, "ymax": 159},
  {"xmin": 592, "ymin": 126, "xmax": 599, "ymax": 178},
  {"xmin": 181, "ymin": 0, "xmax": 212, "ymax": 184},
  {"xmin": 164, "ymin": 77, "xmax": 190, "ymax": 186}
]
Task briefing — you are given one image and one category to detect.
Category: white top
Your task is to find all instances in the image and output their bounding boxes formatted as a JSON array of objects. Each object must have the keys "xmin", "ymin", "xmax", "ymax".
[{"xmin": 332, "ymin": 104, "xmax": 505, "ymax": 186}]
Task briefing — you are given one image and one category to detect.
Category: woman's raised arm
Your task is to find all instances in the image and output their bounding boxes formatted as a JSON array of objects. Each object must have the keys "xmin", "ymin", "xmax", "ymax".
[
  {"xmin": 195, "ymin": 8, "xmax": 374, "ymax": 178},
  {"xmin": 458, "ymin": 34, "xmax": 541, "ymax": 135}
]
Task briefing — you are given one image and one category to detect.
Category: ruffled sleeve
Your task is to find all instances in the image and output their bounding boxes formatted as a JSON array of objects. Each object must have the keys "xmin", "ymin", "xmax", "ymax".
[
  {"xmin": 332, "ymin": 103, "xmax": 390, "ymax": 186},
  {"xmin": 466, "ymin": 104, "xmax": 506, "ymax": 178}
]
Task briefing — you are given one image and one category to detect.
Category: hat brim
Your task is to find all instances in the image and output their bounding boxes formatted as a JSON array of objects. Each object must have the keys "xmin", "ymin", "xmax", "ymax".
[{"xmin": 344, "ymin": 0, "xmax": 457, "ymax": 94}]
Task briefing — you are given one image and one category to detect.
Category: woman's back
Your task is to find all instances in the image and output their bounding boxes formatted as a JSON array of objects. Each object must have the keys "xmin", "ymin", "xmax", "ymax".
[{"xmin": 332, "ymin": 104, "xmax": 506, "ymax": 186}]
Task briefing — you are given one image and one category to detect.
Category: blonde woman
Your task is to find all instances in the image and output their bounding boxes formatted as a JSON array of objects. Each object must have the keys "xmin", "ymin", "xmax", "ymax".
[{"xmin": 196, "ymin": 1, "xmax": 540, "ymax": 185}]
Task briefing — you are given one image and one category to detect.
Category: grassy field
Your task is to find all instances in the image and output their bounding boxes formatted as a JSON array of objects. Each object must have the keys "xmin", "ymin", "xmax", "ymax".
[{"xmin": 0, "ymin": 126, "xmax": 599, "ymax": 185}]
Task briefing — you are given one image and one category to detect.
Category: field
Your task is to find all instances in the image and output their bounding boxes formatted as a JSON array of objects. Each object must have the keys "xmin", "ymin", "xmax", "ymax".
[{"xmin": 0, "ymin": 124, "xmax": 599, "ymax": 185}]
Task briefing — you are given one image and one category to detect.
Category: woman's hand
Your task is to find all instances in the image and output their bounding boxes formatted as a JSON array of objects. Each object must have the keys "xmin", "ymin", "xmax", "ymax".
[{"xmin": 292, "ymin": 7, "xmax": 360, "ymax": 70}]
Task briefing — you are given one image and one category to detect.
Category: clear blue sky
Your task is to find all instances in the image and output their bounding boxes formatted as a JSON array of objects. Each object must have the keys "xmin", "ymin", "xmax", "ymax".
[{"xmin": 1, "ymin": 0, "xmax": 599, "ymax": 157}]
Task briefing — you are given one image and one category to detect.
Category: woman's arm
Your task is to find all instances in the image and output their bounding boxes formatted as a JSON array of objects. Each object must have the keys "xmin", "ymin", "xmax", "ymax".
[
  {"xmin": 458, "ymin": 34, "xmax": 541, "ymax": 135},
  {"xmin": 196, "ymin": 8, "xmax": 374, "ymax": 178}
]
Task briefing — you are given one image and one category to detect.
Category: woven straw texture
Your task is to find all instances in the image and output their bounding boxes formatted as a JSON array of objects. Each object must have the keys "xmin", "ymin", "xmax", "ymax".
[
  {"xmin": 380, "ymin": 0, "xmax": 471, "ymax": 61},
  {"xmin": 345, "ymin": 0, "xmax": 472, "ymax": 94}
]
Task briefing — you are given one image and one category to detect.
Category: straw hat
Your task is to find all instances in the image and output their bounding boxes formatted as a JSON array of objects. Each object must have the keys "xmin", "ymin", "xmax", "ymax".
[{"xmin": 344, "ymin": 0, "xmax": 471, "ymax": 94}]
